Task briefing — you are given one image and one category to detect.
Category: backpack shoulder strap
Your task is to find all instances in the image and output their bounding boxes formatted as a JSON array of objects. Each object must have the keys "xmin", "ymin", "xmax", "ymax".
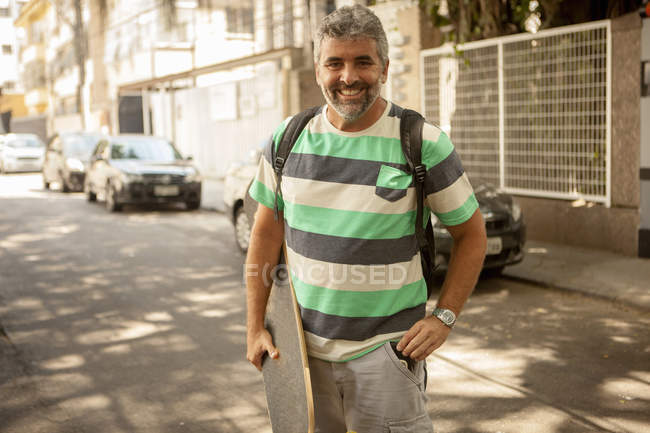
[
  {"xmin": 399, "ymin": 108, "xmax": 427, "ymax": 247},
  {"xmin": 400, "ymin": 108, "xmax": 438, "ymax": 297},
  {"xmin": 272, "ymin": 106, "xmax": 322, "ymax": 219}
]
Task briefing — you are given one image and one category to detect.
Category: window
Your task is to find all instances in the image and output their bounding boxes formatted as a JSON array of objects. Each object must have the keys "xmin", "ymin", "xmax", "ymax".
[
  {"xmin": 2, "ymin": 45, "xmax": 12, "ymax": 55},
  {"xmin": 0, "ymin": 8, "xmax": 10, "ymax": 17},
  {"xmin": 225, "ymin": 7, "xmax": 253, "ymax": 35}
]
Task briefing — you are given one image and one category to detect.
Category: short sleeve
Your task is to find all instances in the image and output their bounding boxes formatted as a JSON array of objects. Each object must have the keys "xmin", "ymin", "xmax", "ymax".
[
  {"xmin": 247, "ymin": 117, "xmax": 293, "ymax": 211},
  {"xmin": 421, "ymin": 125, "xmax": 478, "ymax": 226}
]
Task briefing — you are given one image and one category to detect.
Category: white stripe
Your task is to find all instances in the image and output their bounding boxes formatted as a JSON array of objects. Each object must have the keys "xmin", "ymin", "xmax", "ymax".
[
  {"xmin": 422, "ymin": 122, "xmax": 443, "ymax": 143},
  {"xmin": 305, "ymin": 331, "xmax": 406, "ymax": 362},
  {"xmin": 286, "ymin": 246, "xmax": 422, "ymax": 292},
  {"xmin": 256, "ymin": 156, "xmax": 278, "ymax": 192},
  {"xmin": 425, "ymin": 173, "xmax": 474, "ymax": 214},
  {"xmin": 310, "ymin": 110, "xmax": 444, "ymax": 144},
  {"xmin": 281, "ymin": 175, "xmax": 415, "ymax": 214}
]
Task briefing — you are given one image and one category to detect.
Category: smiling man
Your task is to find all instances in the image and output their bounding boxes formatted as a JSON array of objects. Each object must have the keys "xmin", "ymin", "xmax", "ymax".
[{"xmin": 246, "ymin": 5, "xmax": 487, "ymax": 433}]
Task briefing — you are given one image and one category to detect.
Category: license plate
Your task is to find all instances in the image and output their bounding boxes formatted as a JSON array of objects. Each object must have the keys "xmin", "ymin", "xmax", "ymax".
[
  {"xmin": 154, "ymin": 185, "xmax": 179, "ymax": 196},
  {"xmin": 487, "ymin": 237, "xmax": 503, "ymax": 255}
]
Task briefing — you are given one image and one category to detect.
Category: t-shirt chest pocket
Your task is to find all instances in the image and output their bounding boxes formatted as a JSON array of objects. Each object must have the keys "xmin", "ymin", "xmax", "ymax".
[{"xmin": 375, "ymin": 165, "xmax": 412, "ymax": 202}]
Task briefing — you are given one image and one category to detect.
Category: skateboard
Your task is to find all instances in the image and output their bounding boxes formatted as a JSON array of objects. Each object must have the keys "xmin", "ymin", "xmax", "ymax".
[{"xmin": 261, "ymin": 244, "xmax": 315, "ymax": 433}]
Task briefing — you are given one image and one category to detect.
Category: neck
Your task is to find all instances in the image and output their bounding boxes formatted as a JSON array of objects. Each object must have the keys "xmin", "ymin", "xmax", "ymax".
[{"xmin": 327, "ymin": 98, "xmax": 387, "ymax": 132}]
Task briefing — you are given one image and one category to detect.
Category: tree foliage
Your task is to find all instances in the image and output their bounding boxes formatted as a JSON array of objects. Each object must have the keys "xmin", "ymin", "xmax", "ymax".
[{"xmin": 420, "ymin": 0, "xmax": 644, "ymax": 44}]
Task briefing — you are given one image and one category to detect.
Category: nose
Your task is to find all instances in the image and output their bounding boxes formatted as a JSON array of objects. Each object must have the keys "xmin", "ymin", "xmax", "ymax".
[{"xmin": 339, "ymin": 63, "xmax": 359, "ymax": 86}]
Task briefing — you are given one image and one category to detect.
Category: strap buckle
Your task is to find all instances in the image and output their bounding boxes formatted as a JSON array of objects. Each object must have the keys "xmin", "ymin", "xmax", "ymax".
[
  {"xmin": 274, "ymin": 156, "xmax": 285, "ymax": 174},
  {"xmin": 414, "ymin": 164, "xmax": 426, "ymax": 183}
]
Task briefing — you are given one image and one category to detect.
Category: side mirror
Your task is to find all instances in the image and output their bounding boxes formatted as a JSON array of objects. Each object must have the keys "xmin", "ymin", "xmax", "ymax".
[{"xmin": 186, "ymin": 155, "xmax": 194, "ymax": 161}]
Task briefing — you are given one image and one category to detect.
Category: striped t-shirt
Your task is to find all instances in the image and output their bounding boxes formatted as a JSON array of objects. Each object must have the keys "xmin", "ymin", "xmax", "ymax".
[{"xmin": 249, "ymin": 102, "xmax": 478, "ymax": 362}]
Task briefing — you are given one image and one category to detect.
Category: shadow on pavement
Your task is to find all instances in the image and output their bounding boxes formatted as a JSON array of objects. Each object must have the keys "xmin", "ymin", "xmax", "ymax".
[{"xmin": 0, "ymin": 196, "xmax": 268, "ymax": 433}]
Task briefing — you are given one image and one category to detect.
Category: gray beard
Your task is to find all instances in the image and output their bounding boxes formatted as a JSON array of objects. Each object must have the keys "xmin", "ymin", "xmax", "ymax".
[{"xmin": 321, "ymin": 82, "xmax": 383, "ymax": 123}]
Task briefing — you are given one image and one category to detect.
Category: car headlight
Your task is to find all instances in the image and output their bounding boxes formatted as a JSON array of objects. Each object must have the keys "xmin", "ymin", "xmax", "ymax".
[
  {"xmin": 66, "ymin": 158, "xmax": 85, "ymax": 172},
  {"xmin": 185, "ymin": 168, "xmax": 201, "ymax": 182},
  {"xmin": 121, "ymin": 172, "xmax": 144, "ymax": 183},
  {"xmin": 511, "ymin": 202, "xmax": 522, "ymax": 222}
]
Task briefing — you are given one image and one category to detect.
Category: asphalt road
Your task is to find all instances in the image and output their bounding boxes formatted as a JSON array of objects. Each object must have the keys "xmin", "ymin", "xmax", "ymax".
[{"xmin": 1, "ymin": 173, "xmax": 648, "ymax": 433}]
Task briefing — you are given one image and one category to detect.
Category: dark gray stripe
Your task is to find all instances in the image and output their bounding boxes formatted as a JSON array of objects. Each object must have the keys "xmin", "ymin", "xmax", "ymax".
[
  {"xmin": 424, "ymin": 150, "xmax": 465, "ymax": 195},
  {"xmin": 286, "ymin": 225, "xmax": 419, "ymax": 265},
  {"xmin": 641, "ymin": 168, "xmax": 650, "ymax": 181},
  {"xmin": 375, "ymin": 186, "xmax": 408, "ymax": 202},
  {"xmin": 284, "ymin": 152, "xmax": 410, "ymax": 186},
  {"xmin": 300, "ymin": 303, "xmax": 426, "ymax": 341},
  {"xmin": 388, "ymin": 103, "xmax": 404, "ymax": 118}
]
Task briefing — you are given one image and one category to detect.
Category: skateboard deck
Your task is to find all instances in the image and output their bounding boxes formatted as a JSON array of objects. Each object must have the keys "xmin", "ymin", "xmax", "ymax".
[{"xmin": 261, "ymin": 245, "xmax": 315, "ymax": 433}]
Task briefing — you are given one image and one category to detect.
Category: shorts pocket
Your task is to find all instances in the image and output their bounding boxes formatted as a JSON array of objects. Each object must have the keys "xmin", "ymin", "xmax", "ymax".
[
  {"xmin": 375, "ymin": 165, "xmax": 411, "ymax": 202},
  {"xmin": 387, "ymin": 413, "xmax": 434, "ymax": 433},
  {"xmin": 382, "ymin": 342, "xmax": 421, "ymax": 386}
]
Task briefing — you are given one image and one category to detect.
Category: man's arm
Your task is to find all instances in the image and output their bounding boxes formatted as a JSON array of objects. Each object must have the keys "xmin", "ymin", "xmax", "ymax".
[
  {"xmin": 397, "ymin": 209, "xmax": 487, "ymax": 361},
  {"xmin": 246, "ymin": 204, "xmax": 285, "ymax": 371}
]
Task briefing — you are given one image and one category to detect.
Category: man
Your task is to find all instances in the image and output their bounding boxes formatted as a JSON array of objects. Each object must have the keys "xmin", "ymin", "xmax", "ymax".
[{"xmin": 246, "ymin": 5, "xmax": 487, "ymax": 432}]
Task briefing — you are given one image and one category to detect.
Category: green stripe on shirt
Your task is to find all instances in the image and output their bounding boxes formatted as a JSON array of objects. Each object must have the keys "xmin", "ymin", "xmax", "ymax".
[
  {"xmin": 435, "ymin": 194, "xmax": 479, "ymax": 226},
  {"xmin": 292, "ymin": 273, "xmax": 427, "ymax": 317},
  {"xmin": 249, "ymin": 179, "xmax": 283, "ymax": 211},
  {"xmin": 283, "ymin": 201, "xmax": 416, "ymax": 240},
  {"xmin": 293, "ymin": 132, "xmax": 407, "ymax": 165},
  {"xmin": 422, "ymin": 131, "xmax": 455, "ymax": 170}
]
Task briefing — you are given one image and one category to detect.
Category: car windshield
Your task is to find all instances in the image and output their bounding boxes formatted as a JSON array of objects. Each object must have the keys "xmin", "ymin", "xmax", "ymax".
[
  {"xmin": 110, "ymin": 137, "xmax": 182, "ymax": 161},
  {"xmin": 6, "ymin": 136, "xmax": 44, "ymax": 148},
  {"xmin": 63, "ymin": 135, "xmax": 101, "ymax": 159}
]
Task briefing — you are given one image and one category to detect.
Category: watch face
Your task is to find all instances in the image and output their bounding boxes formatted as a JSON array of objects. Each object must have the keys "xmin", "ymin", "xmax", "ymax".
[
  {"xmin": 435, "ymin": 308, "xmax": 456, "ymax": 326},
  {"xmin": 441, "ymin": 311, "xmax": 454, "ymax": 324}
]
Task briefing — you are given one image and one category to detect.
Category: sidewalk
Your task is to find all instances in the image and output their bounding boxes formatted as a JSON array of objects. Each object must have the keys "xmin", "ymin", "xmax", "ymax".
[{"xmin": 502, "ymin": 240, "xmax": 650, "ymax": 312}]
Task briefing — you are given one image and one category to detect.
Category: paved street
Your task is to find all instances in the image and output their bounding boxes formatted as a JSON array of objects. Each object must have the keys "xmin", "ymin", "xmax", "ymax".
[{"xmin": 1, "ymin": 173, "xmax": 648, "ymax": 433}]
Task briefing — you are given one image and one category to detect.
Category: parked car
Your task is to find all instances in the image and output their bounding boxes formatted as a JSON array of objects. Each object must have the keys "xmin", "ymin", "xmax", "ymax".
[
  {"xmin": 0, "ymin": 133, "xmax": 45, "ymax": 173},
  {"xmin": 85, "ymin": 135, "xmax": 202, "ymax": 212},
  {"xmin": 223, "ymin": 154, "xmax": 526, "ymax": 275},
  {"xmin": 43, "ymin": 132, "xmax": 105, "ymax": 192}
]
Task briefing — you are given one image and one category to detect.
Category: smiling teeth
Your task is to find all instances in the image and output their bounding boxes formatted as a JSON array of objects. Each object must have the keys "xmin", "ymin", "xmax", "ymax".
[{"xmin": 339, "ymin": 89, "xmax": 362, "ymax": 96}]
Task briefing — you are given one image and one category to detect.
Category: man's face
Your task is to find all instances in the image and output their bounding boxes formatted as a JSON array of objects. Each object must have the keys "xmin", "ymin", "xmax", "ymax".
[{"xmin": 315, "ymin": 37, "xmax": 388, "ymax": 123}]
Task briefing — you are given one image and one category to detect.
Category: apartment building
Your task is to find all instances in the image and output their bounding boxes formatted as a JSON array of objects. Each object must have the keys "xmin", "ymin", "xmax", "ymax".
[{"xmin": 0, "ymin": 0, "xmax": 28, "ymax": 131}]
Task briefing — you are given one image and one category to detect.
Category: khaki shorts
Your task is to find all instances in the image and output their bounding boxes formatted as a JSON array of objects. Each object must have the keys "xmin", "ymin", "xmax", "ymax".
[{"xmin": 309, "ymin": 342, "xmax": 434, "ymax": 433}]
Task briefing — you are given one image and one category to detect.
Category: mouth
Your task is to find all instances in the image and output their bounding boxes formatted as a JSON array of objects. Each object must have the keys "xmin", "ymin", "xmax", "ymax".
[{"xmin": 334, "ymin": 87, "xmax": 366, "ymax": 101}]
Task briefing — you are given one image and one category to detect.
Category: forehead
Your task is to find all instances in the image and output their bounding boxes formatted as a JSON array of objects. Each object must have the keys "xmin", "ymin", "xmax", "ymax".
[{"xmin": 319, "ymin": 37, "xmax": 380, "ymax": 62}]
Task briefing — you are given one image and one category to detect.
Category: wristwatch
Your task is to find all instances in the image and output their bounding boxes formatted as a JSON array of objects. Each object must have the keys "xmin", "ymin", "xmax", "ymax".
[{"xmin": 432, "ymin": 308, "xmax": 456, "ymax": 328}]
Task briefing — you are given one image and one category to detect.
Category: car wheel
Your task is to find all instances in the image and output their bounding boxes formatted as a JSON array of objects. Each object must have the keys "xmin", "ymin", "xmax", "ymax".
[
  {"xmin": 86, "ymin": 184, "xmax": 97, "ymax": 202},
  {"xmin": 234, "ymin": 206, "xmax": 251, "ymax": 252},
  {"xmin": 106, "ymin": 183, "xmax": 122, "ymax": 212},
  {"xmin": 186, "ymin": 200, "xmax": 201, "ymax": 211},
  {"xmin": 43, "ymin": 177, "xmax": 50, "ymax": 190},
  {"xmin": 61, "ymin": 177, "xmax": 70, "ymax": 193}
]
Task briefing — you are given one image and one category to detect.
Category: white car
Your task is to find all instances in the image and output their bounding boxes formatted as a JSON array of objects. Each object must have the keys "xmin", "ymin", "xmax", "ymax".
[{"xmin": 0, "ymin": 133, "xmax": 46, "ymax": 173}]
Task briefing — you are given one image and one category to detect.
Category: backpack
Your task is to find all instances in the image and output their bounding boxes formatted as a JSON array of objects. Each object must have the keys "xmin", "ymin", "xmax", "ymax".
[{"xmin": 271, "ymin": 106, "xmax": 437, "ymax": 299}]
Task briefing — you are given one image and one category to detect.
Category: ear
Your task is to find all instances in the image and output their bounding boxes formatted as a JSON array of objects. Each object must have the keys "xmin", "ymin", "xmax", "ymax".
[
  {"xmin": 314, "ymin": 62, "xmax": 322, "ymax": 86},
  {"xmin": 381, "ymin": 59, "xmax": 390, "ymax": 84}
]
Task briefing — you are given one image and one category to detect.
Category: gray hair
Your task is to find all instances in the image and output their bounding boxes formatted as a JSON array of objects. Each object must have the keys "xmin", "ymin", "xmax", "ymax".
[{"xmin": 313, "ymin": 4, "xmax": 389, "ymax": 67}]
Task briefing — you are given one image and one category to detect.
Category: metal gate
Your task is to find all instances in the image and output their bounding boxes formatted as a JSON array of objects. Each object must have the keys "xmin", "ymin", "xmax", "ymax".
[{"xmin": 421, "ymin": 21, "xmax": 611, "ymax": 206}]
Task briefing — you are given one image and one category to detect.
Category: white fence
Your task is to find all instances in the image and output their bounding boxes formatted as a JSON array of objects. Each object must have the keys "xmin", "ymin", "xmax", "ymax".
[{"xmin": 421, "ymin": 21, "xmax": 611, "ymax": 206}]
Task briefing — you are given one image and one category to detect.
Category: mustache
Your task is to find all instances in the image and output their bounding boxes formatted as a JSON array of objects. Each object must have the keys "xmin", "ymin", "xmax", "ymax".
[{"xmin": 330, "ymin": 82, "xmax": 366, "ymax": 92}]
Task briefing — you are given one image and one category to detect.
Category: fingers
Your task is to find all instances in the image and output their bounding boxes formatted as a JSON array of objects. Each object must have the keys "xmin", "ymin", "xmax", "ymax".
[
  {"xmin": 397, "ymin": 317, "xmax": 450, "ymax": 360},
  {"xmin": 246, "ymin": 331, "xmax": 279, "ymax": 371}
]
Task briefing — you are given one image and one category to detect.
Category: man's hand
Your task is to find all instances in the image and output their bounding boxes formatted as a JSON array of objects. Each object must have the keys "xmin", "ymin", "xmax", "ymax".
[
  {"xmin": 246, "ymin": 328, "xmax": 279, "ymax": 371},
  {"xmin": 396, "ymin": 316, "xmax": 451, "ymax": 361}
]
